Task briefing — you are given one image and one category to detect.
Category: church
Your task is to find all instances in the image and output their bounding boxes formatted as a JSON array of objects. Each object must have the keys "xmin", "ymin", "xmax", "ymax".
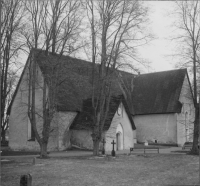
[{"xmin": 7, "ymin": 49, "xmax": 195, "ymax": 152}]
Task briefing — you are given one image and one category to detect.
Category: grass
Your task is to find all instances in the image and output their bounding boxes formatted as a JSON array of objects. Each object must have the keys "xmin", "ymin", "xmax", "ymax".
[
  {"xmin": 1, "ymin": 150, "xmax": 40, "ymax": 156},
  {"xmin": 1, "ymin": 153, "xmax": 199, "ymax": 186},
  {"xmin": 0, "ymin": 144, "xmax": 169, "ymax": 157}
]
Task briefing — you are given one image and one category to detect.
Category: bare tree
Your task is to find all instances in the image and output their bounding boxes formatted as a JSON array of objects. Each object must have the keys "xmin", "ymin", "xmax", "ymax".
[
  {"xmin": 84, "ymin": 0, "xmax": 150, "ymax": 155},
  {"xmin": 0, "ymin": 0, "xmax": 2, "ymax": 144},
  {"xmin": 172, "ymin": 1, "xmax": 200, "ymax": 154},
  {"xmin": 23, "ymin": 0, "xmax": 82, "ymax": 158},
  {"xmin": 1, "ymin": 0, "xmax": 25, "ymax": 143}
]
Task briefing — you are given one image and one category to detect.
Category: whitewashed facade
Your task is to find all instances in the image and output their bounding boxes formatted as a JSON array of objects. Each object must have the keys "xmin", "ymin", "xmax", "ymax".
[{"xmin": 133, "ymin": 75, "xmax": 194, "ymax": 146}]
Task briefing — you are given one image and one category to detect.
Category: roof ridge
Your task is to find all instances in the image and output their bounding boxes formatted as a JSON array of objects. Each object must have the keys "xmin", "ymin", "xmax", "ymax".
[
  {"xmin": 32, "ymin": 48, "xmax": 137, "ymax": 76},
  {"xmin": 32, "ymin": 48, "xmax": 92, "ymax": 64},
  {"xmin": 139, "ymin": 68, "xmax": 187, "ymax": 76}
]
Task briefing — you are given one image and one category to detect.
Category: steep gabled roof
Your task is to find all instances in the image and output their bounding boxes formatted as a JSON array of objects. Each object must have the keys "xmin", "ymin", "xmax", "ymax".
[
  {"xmin": 8, "ymin": 49, "xmax": 191, "ymax": 131},
  {"xmin": 33, "ymin": 49, "xmax": 128, "ymax": 112},
  {"xmin": 34, "ymin": 49, "xmax": 136, "ymax": 130},
  {"xmin": 70, "ymin": 95, "xmax": 136, "ymax": 131},
  {"xmin": 132, "ymin": 69, "xmax": 188, "ymax": 115}
]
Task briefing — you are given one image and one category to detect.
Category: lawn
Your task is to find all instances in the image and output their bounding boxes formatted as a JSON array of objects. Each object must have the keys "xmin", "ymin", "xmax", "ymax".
[{"xmin": 1, "ymin": 154, "xmax": 199, "ymax": 186}]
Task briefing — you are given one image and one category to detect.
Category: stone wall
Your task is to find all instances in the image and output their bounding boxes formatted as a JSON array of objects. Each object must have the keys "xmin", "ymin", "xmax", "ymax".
[
  {"xmin": 105, "ymin": 103, "xmax": 134, "ymax": 151},
  {"xmin": 177, "ymin": 75, "xmax": 195, "ymax": 146},
  {"xmin": 70, "ymin": 103, "xmax": 135, "ymax": 152},
  {"xmin": 9, "ymin": 58, "xmax": 41, "ymax": 151},
  {"xmin": 133, "ymin": 114, "xmax": 177, "ymax": 144},
  {"xmin": 57, "ymin": 112, "xmax": 77, "ymax": 150},
  {"xmin": 133, "ymin": 74, "xmax": 195, "ymax": 146},
  {"xmin": 70, "ymin": 130, "xmax": 94, "ymax": 149},
  {"xmin": 9, "ymin": 59, "xmax": 60, "ymax": 151}
]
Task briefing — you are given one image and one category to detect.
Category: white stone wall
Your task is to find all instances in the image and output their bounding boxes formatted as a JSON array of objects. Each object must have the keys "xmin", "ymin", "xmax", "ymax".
[
  {"xmin": 70, "ymin": 130, "xmax": 94, "ymax": 149},
  {"xmin": 133, "ymin": 114, "xmax": 177, "ymax": 144},
  {"xmin": 70, "ymin": 103, "xmax": 135, "ymax": 151},
  {"xmin": 8, "ymin": 59, "xmax": 65, "ymax": 151},
  {"xmin": 133, "ymin": 130, "xmax": 137, "ymax": 144},
  {"xmin": 9, "ymin": 59, "xmax": 41, "ymax": 150},
  {"xmin": 133, "ymin": 75, "xmax": 195, "ymax": 146},
  {"xmin": 57, "ymin": 112, "xmax": 77, "ymax": 150},
  {"xmin": 105, "ymin": 103, "xmax": 134, "ymax": 151},
  {"xmin": 177, "ymin": 75, "xmax": 195, "ymax": 146}
]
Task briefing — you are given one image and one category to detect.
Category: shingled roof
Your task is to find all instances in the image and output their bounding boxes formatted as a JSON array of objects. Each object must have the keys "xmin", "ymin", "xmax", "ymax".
[
  {"xmin": 34, "ymin": 49, "xmax": 94, "ymax": 111},
  {"xmin": 33, "ymin": 49, "xmax": 127, "ymax": 112},
  {"xmin": 34, "ymin": 49, "xmax": 135, "ymax": 130},
  {"xmin": 70, "ymin": 95, "xmax": 136, "ymax": 131},
  {"xmin": 8, "ymin": 49, "xmax": 190, "ymax": 131},
  {"xmin": 131, "ymin": 69, "xmax": 188, "ymax": 115},
  {"xmin": 34, "ymin": 50, "xmax": 189, "ymax": 123}
]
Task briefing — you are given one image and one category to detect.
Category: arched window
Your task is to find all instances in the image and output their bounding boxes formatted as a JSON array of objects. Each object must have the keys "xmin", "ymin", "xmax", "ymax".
[
  {"xmin": 28, "ymin": 116, "xmax": 35, "ymax": 141},
  {"xmin": 185, "ymin": 112, "xmax": 189, "ymax": 142}
]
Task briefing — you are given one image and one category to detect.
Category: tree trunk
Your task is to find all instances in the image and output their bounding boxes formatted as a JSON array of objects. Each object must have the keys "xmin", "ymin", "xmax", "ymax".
[
  {"xmin": 191, "ymin": 106, "xmax": 199, "ymax": 155},
  {"xmin": 40, "ymin": 142, "xmax": 48, "ymax": 158},
  {"xmin": 93, "ymin": 139, "xmax": 100, "ymax": 156},
  {"xmin": 92, "ymin": 112, "xmax": 101, "ymax": 156},
  {"xmin": 1, "ymin": 128, "xmax": 6, "ymax": 143}
]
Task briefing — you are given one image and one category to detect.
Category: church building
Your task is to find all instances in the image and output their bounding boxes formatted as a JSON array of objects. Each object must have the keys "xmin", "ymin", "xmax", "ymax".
[
  {"xmin": 7, "ymin": 49, "xmax": 194, "ymax": 152},
  {"xmin": 132, "ymin": 69, "xmax": 194, "ymax": 146}
]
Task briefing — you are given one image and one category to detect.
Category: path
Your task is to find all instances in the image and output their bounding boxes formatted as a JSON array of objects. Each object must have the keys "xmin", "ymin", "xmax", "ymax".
[{"xmin": 1, "ymin": 146, "xmax": 186, "ymax": 160}]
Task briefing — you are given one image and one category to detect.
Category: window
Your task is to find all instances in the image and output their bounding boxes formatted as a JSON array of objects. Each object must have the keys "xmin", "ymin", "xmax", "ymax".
[
  {"xmin": 181, "ymin": 104, "xmax": 184, "ymax": 114},
  {"xmin": 27, "ymin": 116, "xmax": 35, "ymax": 141},
  {"xmin": 185, "ymin": 112, "xmax": 189, "ymax": 142}
]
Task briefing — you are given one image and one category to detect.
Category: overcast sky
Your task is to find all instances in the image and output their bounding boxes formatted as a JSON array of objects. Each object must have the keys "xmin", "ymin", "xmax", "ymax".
[
  {"xmin": 139, "ymin": 1, "xmax": 177, "ymax": 73},
  {"xmin": 19, "ymin": 1, "xmax": 179, "ymax": 74}
]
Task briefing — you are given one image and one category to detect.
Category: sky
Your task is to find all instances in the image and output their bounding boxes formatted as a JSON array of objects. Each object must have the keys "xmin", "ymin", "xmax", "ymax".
[
  {"xmin": 18, "ymin": 1, "xmax": 178, "ymax": 74},
  {"xmin": 139, "ymin": 1, "xmax": 177, "ymax": 73}
]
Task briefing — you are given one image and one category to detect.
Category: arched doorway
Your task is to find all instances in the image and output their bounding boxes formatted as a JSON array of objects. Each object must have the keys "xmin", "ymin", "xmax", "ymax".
[
  {"xmin": 116, "ymin": 132, "xmax": 122, "ymax": 150},
  {"xmin": 116, "ymin": 123, "xmax": 124, "ymax": 150}
]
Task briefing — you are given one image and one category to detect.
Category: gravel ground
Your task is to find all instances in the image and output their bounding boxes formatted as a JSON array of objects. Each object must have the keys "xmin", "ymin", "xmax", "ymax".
[{"xmin": 1, "ymin": 154, "xmax": 199, "ymax": 186}]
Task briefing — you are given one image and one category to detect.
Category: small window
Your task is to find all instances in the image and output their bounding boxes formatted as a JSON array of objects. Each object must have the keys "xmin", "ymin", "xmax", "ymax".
[
  {"xmin": 27, "ymin": 116, "xmax": 35, "ymax": 141},
  {"xmin": 185, "ymin": 112, "xmax": 188, "ymax": 127},
  {"xmin": 181, "ymin": 104, "xmax": 184, "ymax": 114}
]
